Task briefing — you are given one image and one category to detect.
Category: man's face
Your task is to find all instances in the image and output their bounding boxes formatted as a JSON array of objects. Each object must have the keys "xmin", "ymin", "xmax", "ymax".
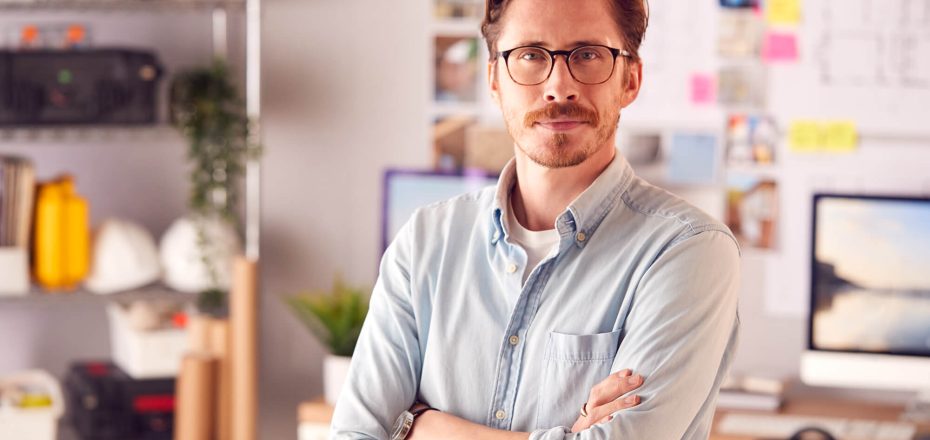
[{"xmin": 489, "ymin": 0, "xmax": 642, "ymax": 169}]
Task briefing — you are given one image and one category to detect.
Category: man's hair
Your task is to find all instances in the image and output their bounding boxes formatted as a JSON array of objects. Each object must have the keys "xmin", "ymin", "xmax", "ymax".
[{"xmin": 480, "ymin": 0, "xmax": 650, "ymax": 63}]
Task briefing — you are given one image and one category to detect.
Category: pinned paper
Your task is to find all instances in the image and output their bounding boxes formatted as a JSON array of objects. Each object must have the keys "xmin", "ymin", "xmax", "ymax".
[
  {"xmin": 762, "ymin": 31, "xmax": 799, "ymax": 62},
  {"xmin": 719, "ymin": 0, "xmax": 758, "ymax": 8},
  {"xmin": 789, "ymin": 120, "xmax": 858, "ymax": 152},
  {"xmin": 667, "ymin": 133, "xmax": 719, "ymax": 185},
  {"xmin": 766, "ymin": 0, "xmax": 801, "ymax": 25},
  {"xmin": 690, "ymin": 73, "xmax": 716, "ymax": 105}
]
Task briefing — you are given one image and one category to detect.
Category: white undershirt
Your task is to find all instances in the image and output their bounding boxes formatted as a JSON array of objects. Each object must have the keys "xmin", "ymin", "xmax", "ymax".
[{"xmin": 506, "ymin": 199, "xmax": 560, "ymax": 284}]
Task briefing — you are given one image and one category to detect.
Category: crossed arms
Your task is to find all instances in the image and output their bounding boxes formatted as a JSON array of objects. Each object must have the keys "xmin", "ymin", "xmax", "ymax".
[{"xmin": 330, "ymin": 229, "xmax": 740, "ymax": 439}]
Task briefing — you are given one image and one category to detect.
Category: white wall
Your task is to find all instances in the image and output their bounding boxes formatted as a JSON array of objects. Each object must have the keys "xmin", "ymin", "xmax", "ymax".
[{"xmin": 259, "ymin": 0, "xmax": 430, "ymax": 435}]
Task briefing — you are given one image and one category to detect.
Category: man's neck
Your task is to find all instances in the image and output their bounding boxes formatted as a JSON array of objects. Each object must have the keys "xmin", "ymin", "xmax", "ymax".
[{"xmin": 510, "ymin": 144, "xmax": 616, "ymax": 232}]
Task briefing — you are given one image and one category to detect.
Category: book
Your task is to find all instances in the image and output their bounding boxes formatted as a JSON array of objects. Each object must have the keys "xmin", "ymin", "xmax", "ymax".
[
  {"xmin": 717, "ymin": 389, "xmax": 783, "ymax": 411},
  {"xmin": 0, "ymin": 156, "xmax": 36, "ymax": 248},
  {"xmin": 718, "ymin": 374, "xmax": 787, "ymax": 411}
]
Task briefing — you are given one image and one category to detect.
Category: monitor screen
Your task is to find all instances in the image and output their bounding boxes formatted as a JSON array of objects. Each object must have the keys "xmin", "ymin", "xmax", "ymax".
[
  {"xmin": 810, "ymin": 194, "xmax": 930, "ymax": 357},
  {"xmin": 381, "ymin": 169, "xmax": 498, "ymax": 253}
]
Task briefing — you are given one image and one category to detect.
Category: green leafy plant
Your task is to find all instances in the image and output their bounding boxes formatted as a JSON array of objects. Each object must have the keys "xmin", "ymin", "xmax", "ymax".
[
  {"xmin": 170, "ymin": 59, "xmax": 261, "ymax": 317},
  {"xmin": 286, "ymin": 276, "xmax": 370, "ymax": 357}
]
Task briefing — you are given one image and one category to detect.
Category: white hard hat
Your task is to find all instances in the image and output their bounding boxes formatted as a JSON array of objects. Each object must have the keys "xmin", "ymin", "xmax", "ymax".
[
  {"xmin": 85, "ymin": 219, "xmax": 162, "ymax": 294},
  {"xmin": 160, "ymin": 215, "xmax": 240, "ymax": 294}
]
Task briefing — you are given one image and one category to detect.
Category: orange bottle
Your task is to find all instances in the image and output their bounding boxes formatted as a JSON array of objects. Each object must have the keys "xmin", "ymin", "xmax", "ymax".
[{"xmin": 33, "ymin": 176, "xmax": 90, "ymax": 291}]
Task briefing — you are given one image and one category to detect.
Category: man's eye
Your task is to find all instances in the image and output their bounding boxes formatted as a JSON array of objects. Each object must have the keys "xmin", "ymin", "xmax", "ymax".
[
  {"xmin": 520, "ymin": 52, "xmax": 542, "ymax": 61},
  {"xmin": 577, "ymin": 50, "xmax": 599, "ymax": 60}
]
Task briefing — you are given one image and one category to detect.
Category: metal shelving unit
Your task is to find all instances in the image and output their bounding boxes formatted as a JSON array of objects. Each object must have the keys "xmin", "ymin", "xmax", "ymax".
[
  {"xmin": 0, "ymin": 2, "xmax": 263, "ymax": 438},
  {"xmin": 0, "ymin": 0, "xmax": 263, "ymax": 299},
  {"xmin": 0, "ymin": 283, "xmax": 193, "ymax": 306},
  {"xmin": 0, "ymin": 0, "xmax": 243, "ymax": 11}
]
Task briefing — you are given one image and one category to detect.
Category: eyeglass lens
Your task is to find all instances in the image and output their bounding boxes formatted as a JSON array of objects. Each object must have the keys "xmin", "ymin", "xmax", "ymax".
[{"xmin": 506, "ymin": 46, "xmax": 617, "ymax": 85}]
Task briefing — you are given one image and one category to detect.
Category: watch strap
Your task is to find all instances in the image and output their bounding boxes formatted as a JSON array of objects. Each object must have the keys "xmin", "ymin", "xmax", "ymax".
[{"xmin": 410, "ymin": 406, "xmax": 437, "ymax": 419}]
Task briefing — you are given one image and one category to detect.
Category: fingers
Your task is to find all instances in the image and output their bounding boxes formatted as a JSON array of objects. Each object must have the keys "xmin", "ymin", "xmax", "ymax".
[
  {"xmin": 570, "ymin": 394, "xmax": 638, "ymax": 433},
  {"xmin": 587, "ymin": 394, "xmax": 641, "ymax": 424},
  {"xmin": 571, "ymin": 369, "xmax": 644, "ymax": 433},
  {"xmin": 587, "ymin": 369, "xmax": 644, "ymax": 408}
]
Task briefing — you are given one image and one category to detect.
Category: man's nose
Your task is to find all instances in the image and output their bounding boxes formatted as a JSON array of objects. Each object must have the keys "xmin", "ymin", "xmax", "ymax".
[{"xmin": 544, "ymin": 56, "xmax": 579, "ymax": 102}]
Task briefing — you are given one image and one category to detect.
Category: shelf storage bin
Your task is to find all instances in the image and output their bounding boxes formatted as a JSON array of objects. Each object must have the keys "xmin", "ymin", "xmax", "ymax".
[
  {"xmin": 0, "ymin": 370, "xmax": 65, "ymax": 440},
  {"xmin": 107, "ymin": 302, "xmax": 189, "ymax": 379}
]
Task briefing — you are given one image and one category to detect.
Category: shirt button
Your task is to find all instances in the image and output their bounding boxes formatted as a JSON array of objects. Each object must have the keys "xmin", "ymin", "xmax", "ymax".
[
  {"xmin": 576, "ymin": 231, "xmax": 587, "ymax": 242},
  {"xmin": 506, "ymin": 263, "xmax": 518, "ymax": 274},
  {"xmin": 492, "ymin": 231, "xmax": 500, "ymax": 241},
  {"xmin": 509, "ymin": 335, "xmax": 519, "ymax": 345},
  {"xmin": 495, "ymin": 409, "xmax": 506, "ymax": 420}
]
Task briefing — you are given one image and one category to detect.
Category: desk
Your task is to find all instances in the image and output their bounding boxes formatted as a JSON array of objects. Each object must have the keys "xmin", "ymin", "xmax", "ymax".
[
  {"xmin": 711, "ymin": 396, "xmax": 930, "ymax": 439},
  {"xmin": 298, "ymin": 396, "xmax": 930, "ymax": 440}
]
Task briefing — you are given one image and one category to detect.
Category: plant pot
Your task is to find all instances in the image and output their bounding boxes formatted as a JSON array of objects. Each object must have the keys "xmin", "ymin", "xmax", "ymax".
[{"xmin": 323, "ymin": 354, "xmax": 352, "ymax": 407}]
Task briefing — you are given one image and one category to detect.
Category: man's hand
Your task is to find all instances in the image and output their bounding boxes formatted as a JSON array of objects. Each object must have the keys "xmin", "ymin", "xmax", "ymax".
[
  {"xmin": 404, "ymin": 369, "xmax": 643, "ymax": 439},
  {"xmin": 570, "ymin": 369, "xmax": 644, "ymax": 433}
]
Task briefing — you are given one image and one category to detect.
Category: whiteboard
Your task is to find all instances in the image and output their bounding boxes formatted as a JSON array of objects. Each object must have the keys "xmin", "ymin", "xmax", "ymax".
[
  {"xmin": 624, "ymin": 0, "xmax": 930, "ymax": 138},
  {"xmin": 768, "ymin": 0, "xmax": 930, "ymax": 139}
]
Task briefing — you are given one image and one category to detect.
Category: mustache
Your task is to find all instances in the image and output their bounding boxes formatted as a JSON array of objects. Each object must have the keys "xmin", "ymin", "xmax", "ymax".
[{"xmin": 523, "ymin": 102, "xmax": 599, "ymax": 128}]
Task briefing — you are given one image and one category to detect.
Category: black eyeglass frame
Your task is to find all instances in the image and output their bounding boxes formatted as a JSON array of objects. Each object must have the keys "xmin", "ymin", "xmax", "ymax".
[{"xmin": 498, "ymin": 45, "xmax": 633, "ymax": 86}]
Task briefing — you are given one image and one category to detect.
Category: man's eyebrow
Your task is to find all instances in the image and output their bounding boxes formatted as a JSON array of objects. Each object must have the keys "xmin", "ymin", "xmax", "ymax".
[{"xmin": 512, "ymin": 40, "xmax": 610, "ymax": 48}]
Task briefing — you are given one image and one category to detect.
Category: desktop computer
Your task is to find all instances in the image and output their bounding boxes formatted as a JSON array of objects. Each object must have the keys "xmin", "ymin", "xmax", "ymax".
[
  {"xmin": 380, "ymin": 169, "xmax": 498, "ymax": 253},
  {"xmin": 721, "ymin": 193, "xmax": 929, "ymax": 439},
  {"xmin": 801, "ymin": 193, "xmax": 930, "ymax": 417}
]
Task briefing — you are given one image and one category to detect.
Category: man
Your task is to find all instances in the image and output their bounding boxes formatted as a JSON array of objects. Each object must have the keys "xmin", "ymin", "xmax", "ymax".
[{"xmin": 331, "ymin": 0, "xmax": 740, "ymax": 438}]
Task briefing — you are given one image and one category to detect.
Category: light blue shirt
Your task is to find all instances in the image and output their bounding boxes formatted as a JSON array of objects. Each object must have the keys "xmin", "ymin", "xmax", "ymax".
[{"xmin": 331, "ymin": 153, "xmax": 741, "ymax": 439}]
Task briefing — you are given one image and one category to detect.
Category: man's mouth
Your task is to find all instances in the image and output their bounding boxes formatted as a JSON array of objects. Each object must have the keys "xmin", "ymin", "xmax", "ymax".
[{"xmin": 535, "ymin": 119, "xmax": 587, "ymax": 131}]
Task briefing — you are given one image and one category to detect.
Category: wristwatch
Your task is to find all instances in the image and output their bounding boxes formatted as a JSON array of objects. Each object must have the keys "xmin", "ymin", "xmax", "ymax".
[{"xmin": 390, "ymin": 406, "xmax": 437, "ymax": 440}]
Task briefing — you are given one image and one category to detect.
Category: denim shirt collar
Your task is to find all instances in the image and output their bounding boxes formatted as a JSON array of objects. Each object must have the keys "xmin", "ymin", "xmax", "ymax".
[{"xmin": 490, "ymin": 151, "xmax": 635, "ymax": 249}]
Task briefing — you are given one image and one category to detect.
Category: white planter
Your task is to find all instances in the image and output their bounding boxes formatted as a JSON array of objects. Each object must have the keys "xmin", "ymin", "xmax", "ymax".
[{"xmin": 323, "ymin": 354, "xmax": 352, "ymax": 407}]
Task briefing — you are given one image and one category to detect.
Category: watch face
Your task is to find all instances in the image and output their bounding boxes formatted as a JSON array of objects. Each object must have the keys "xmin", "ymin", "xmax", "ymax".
[{"xmin": 391, "ymin": 411, "xmax": 414, "ymax": 440}]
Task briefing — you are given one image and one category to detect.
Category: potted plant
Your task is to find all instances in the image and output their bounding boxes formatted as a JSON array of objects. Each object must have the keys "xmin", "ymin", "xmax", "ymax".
[
  {"xmin": 164, "ymin": 59, "xmax": 260, "ymax": 316},
  {"xmin": 286, "ymin": 276, "xmax": 370, "ymax": 406}
]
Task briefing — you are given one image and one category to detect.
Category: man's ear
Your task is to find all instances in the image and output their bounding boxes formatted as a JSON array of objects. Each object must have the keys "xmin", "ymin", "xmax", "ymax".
[
  {"xmin": 619, "ymin": 61, "xmax": 643, "ymax": 108},
  {"xmin": 488, "ymin": 61, "xmax": 501, "ymax": 106}
]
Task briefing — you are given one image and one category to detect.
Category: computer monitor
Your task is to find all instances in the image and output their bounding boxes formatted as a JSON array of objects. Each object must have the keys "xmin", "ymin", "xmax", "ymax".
[
  {"xmin": 801, "ymin": 193, "xmax": 930, "ymax": 395},
  {"xmin": 381, "ymin": 169, "xmax": 498, "ymax": 253}
]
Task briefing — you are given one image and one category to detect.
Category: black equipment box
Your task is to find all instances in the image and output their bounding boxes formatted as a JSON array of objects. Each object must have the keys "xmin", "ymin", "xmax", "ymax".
[
  {"xmin": 64, "ymin": 361, "xmax": 175, "ymax": 440},
  {"xmin": 0, "ymin": 49, "xmax": 163, "ymax": 125}
]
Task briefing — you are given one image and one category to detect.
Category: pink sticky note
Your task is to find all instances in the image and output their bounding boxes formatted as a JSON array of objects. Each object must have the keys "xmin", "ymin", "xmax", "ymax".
[
  {"xmin": 690, "ymin": 73, "xmax": 716, "ymax": 105},
  {"xmin": 762, "ymin": 31, "xmax": 799, "ymax": 62}
]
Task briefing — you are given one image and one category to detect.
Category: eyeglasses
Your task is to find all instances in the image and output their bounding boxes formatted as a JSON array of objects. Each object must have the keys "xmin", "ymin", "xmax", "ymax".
[{"xmin": 499, "ymin": 45, "xmax": 632, "ymax": 86}]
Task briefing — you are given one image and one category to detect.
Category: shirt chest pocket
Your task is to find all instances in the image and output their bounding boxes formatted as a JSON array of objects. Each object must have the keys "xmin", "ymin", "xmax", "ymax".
[{"xmin": 535, "ymin": 330, "xmax": 622, "ymax": 429}]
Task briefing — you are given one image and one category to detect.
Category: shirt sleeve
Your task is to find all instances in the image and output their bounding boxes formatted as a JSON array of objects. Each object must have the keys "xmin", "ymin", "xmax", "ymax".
[
  {"xmin": 529, "ymin": 229, "xmax": 741, "ymax": 440},
  {"xmin": 330, "ymin": 218, "xmax": 422, "ymax": 439}
]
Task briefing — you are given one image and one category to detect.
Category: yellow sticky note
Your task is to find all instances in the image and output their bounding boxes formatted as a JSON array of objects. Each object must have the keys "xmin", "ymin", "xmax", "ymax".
[
  {"xmin": 767, "ymin": 0, "xmax": 801, "ymax": 25},
  {"xmin": 789, "ymin": 120, "xmax": 859, "ymax": 153},
  {"xmin": 823, "ymin": 121, "xmax": 858, "ymax": 151},
  {"xmin": 789, "ymin": 121, "xmax": 821, "ymax": 152}
]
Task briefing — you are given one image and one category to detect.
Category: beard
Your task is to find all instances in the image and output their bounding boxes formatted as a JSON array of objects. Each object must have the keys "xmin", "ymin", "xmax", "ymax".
[{"xmin": 504, "ymin": 101, "xmax": 620, "ymax": 169}]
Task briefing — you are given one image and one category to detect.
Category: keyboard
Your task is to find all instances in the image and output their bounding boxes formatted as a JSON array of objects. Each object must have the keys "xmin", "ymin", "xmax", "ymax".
[{"xmin": 718, "ymin": 412, "xmax": 918, "ymax": 440}]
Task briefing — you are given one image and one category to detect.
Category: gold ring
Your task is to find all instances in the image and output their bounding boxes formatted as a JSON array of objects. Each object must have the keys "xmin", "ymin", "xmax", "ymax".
[{"xmin": 579, "ymin": 402, "xmax": 589, "ymax": 418}]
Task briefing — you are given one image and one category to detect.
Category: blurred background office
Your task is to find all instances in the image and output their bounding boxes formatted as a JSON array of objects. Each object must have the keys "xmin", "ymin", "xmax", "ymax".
[{"xmin": 0, "ymin": 0, "xmax": 928, "ymax": 439}]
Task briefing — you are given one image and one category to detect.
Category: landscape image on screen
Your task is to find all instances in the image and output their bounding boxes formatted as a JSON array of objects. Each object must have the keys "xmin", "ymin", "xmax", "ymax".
[{"xmin": 813, "ymin": 197, "xmax": 930, "ymax": 355}]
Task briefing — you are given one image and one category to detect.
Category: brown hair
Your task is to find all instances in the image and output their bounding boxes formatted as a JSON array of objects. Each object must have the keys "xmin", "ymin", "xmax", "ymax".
[{"xmin": 480, "ymin": 0, "xmax": 649, "ymax": 62}]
